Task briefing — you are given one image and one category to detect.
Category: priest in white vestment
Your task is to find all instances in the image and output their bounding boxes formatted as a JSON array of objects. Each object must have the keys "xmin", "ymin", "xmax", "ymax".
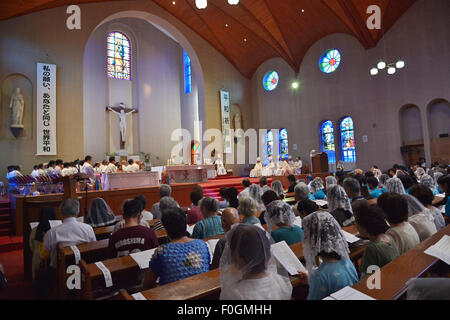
[
  {"xmin": 262, "ymin": 156, "xmax": 275, "ymax": 176},
  {"xmin": 215, "ymin": 155, "xmax": 227, "ymax": 176},
  {"xmin": 249, "ymin": 158, "xmax": 263, "ymax": 178}
]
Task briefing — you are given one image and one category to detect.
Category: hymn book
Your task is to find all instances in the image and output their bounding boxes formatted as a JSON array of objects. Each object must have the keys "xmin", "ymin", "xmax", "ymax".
[
  {"xmin": 424, "ymin": 235, "xmax": 450, "ymax": 265},
  {"xmin": 130, "ymin": 248, "xmax": 157, "ymax": 269},
  {"xmin": 206, "ymin": 239, "xmax": 220, "ymax": 264},
  {"xmin": 271, "ymin": 241, "xmax": 308, "ymax": 276},
  {"xmin": 326, "ymin": 286, "xmax": 375, "ymax": 300},
  {"xmin": 341, "ymin": 230, "xmax": 360, "ymax": 244}
]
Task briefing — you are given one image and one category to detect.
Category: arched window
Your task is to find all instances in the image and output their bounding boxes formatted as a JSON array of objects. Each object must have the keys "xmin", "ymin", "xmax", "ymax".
[
  {"xmin": 279, "ymin": 129, "xmax": 289, "ymax": 160},
  {"xmin": 107, "ymin": 31, "xmax": 131, "ymax": 80},
  {"xmin": 264, "ymin": 130, "xmax": 274, "ymax": 166},
  {"xmin": 320, "ymin": 121, "xmax": 336, "ymax": 164},
  {"xmin": 340, "ymin": 117, "xmax": 356, "ymax": 162},
  {"xmin": 183, "ymin": 50, "xmax": 192, "ymax": 94}
]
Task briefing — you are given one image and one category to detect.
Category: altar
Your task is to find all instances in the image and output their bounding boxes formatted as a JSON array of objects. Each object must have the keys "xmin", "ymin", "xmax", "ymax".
[
  {"xmin": 101, "ymin": 171, "xmax": 160, "ymax": 190},
  {"xmin": 166, "ymin": 165, "xmax": 216, "ymax": 183}
]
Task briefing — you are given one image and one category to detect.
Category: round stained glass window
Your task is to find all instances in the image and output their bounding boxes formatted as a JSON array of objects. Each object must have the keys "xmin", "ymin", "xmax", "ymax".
[
  {"xmin": 263, "ymin": 71, "xmax": 279, "ymax": 91},
  {"xmin": 319, "ymin": 49, "xmax": 341, "ymax": 73}
]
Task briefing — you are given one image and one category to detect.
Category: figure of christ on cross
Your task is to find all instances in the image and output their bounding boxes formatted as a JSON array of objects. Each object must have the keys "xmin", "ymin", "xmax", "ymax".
[{"xmin": 106, "ymin": 103, "xmax": 137, "ymax": 149}]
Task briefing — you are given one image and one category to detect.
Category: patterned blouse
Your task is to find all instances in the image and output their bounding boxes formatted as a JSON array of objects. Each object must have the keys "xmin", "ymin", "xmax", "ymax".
[
  {"xmin": 149, "ymin": 239, "xmax": 210, "ymax": 285},
  {"xmin": 191, "ymin": 215, "xmax": 224, "ymax": 239}
]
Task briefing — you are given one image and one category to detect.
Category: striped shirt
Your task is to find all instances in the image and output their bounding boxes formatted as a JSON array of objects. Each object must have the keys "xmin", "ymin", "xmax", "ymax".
[{"xmin": 191, "ymin": 215, "xmax": 224, "ymax": 239}]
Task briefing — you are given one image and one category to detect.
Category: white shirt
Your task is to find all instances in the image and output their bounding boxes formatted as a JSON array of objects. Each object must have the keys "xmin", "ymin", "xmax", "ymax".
[
  {"xmin": 54, "ymin": 166, "xmax": 62, "ymax": 174},
  {"xmin": 61, "ymin": 168, "xmax": 72, "ymax": 177},
  {"xmin": 105, "ymin": 163, "xmax": 117, "ymax": 174},
  {"xmin": 99, "ymin": 165, "xmax": 107, "ymax": 173},
  {"xmin": 238, "ymin": 187, "xmax": 250, "ymax": 200},
  {"xmin": 46, "ymin": 167, "xmax": 55, "ymax": 175},
  {"xmin": 31, "ymin": 170, "xmax": 40, "ymax": 179},
  {"xmin": 44, "ymin": 217, "xmax": 96, "ymax": 268},
  {"xmin": 127, "ymin": 163, "xmax": 140, "ymax": 173},
  {"xmin": 81, "ymin": 162, "xmax": 95, "ymax": 179}
]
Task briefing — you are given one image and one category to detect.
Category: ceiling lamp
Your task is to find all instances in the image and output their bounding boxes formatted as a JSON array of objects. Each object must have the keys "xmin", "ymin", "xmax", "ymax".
[
  {"xmin": 396, "ymin": 60, "xmax": 405, "ymax": 69},
  {"xmin": 370, "ymin": 67, "xmax": 379, "ymax": 76},
  {"xmin": 228, "ymin": 0, "xmax": 239, "ymax": 5},
  {"xmin": 195, "ymin": 0, "xmax": 207, "ymax": 9},
  {"xmin": 377, "ymin": 61, "xmax": 386, "ymax": 70},
  {"xmin": 387, "ymin": 65, "xmax": 396, "ymax": 74},
  {"xmin": 291, "ymin": 81, "xmax": 299, "ymax": 89}
]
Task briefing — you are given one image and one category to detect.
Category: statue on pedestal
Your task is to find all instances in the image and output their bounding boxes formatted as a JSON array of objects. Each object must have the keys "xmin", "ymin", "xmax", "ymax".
[
  {"xmin": 106, "ymin": 102, "xmax": 137, "ymax": 149},
  {"xmin": 10, "ymin": 88, "xmax": 25, "ymax": 128}
]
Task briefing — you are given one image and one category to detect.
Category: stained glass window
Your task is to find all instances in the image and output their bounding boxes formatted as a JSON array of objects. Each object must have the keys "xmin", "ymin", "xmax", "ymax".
[
  {"xmin": 319, "ymin": 49, "xmax": 341, "ymax": 74},
  {"xmin": 279, "ymin": 129, "xmax": 289, "ymax": 160},
  {"xmin": 263, "ymin": 71, "xmax": 279, "ymax": 91},
  {"xmin": 340, "ymin": 117, "xmax": 356, "ymax": 162},
  {"xmin": 107, "ymin": 31, "xmax": 131, "ymax": 80},
  {"xmin": 183, "ymin": 50, "xmax": 192, "ymax": 94},
  {"xmin": 320, "ymin": 121, "xmax": 336, "ymax": 164},
  {"xmin": 264, "ymin": 131, "xmax": 274, "ymax": 166}
]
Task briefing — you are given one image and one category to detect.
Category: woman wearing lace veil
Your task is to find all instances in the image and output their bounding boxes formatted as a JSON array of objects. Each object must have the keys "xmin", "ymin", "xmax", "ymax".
[
  {"xmin": 270, "ymin": 180, "xmax": 285, "ymax": 199},
  {"xmin": 327, "ymin": 184, "xmax": 355, "ymax": 227},
  {"xmin": 249, "ymin": 184, "xmax": 266, "ymax": 211},
  {"xmin": 402, "ymin": 194, "xmax": 437, "ymax": 242},
  {"xmin": 265, "ymin": 200, "xmax": 303, "ymax": 245},
  {"xmin": 420, "ymin": 174, "xmax": 439, "ymax": 195},
  {"xmin": 325, "ymin": 176, "xmax": 337, "ymax": 193},
  {"xmin": 310, "ymin": 177, "xmax": 327, "ymax": 200},
  {"xmin": 301, "ymin": 211, "xmax": 358, "ymax": 300},
  {"xmin": 385, "ymin": 177, "xmax": 406, "ymax": 194},
  {"xmin": 219, "ymin": 223, "xmax": 292, "ymax": 300}
]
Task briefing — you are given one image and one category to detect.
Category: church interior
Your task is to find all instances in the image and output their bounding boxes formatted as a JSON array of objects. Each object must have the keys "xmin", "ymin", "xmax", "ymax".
[{"xmin": 0, "ymin": 0, "xmax": 449, "ymax": 302}]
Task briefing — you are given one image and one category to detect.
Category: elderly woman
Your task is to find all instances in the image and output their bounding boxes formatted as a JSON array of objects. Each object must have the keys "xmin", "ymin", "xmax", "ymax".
[
  {"xmin": 310, "ymin": 177, "xmax": 326, "ymax": 200},
  {"xmin": 433, "ymin": 172, "xmax": 444, "ymax": 193},
  {"xmin": 300, "ymin": 211, "xmax": 359, "ymax": 300},
  {"xmin": 403, "ymin": 194, "xmax": 437, "ymax": 242},
  {"xmin": 147, "ymin": 207, "xmax": 210, "ymax": 286},
  {"xmin": 325, "ymin": 176, "xmax": 337, "ymax": 193},
  {"xmin": 385, "ymin": 177, "xmax": 406, "ymax": 194},
  {"xmin": 266, "ymin": 200, "xmax": 303, "ymax": 245},
  {"xmin": 191, "ymin": 197, "xmax": 224, "ymax": 239},
  {"xmin": 408, "ymin": 184, "xmax": 445, "ymax": 231},
  {"xmin": 238, "ymin": 197, "xmax": 261, "ymax": 226},
  {"xmin": 219, "ymin": 224, "xmax": 292, "ymax": 300},
  {"xmin": 420, "ymin": 174, "xmax": 439, "ymax": 195},
  {"xmin": 327, "ymin": 185, "xmax": 355, "ymax": 227},
  {"xmin": 292, "ymin": 182, "xmax": 310, "ymax": 217},
  {"xmin": 249, "ymin": 184, "xmax": 266, "ymax": 211},
  {"xmin": 378, "ymin": 174, "xmax": 390, "ymax": 193},
  {"xmin": 86, "ymin": 198, "xmax": 116, "ymax": 228},
  {"xmin": 271, "ymin": 180, "xmax": 285, "ymax": 199}
]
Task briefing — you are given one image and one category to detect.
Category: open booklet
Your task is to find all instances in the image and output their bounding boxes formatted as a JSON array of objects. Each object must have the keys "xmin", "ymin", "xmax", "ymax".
[
  {"xmin": 424, "ymin": 234, "xmax": 450, "ymax": 265},
  {"xmin": 271, "ymin": 240, "xmax": 308, "ymax": 276},
  {"xmin": 130, "ymin": 248, "xmax": 157, "ymax": 269},
  {"xmin": 314, "ymin": 200, "xmax": 328, "ymax": 207},
  {"xmin": 29, "ymin": 216, "xmax": 84, "ymax": 229},
  {"xmin": 293, "ymin": 216, "xmax": 302, "ymax": 229},
  {"xmin": 186, "ymin": 224, "xmax": 195, "ymax": 235},
  {"xmin": 341, "ymin": 230, "xmax": 360, "ymax": 244},
  {"xmin": 206, "ymin": 239, "xmax": 220, "ymax": 264},
  {"xmin": 323, "ymin": 286, "xmax": 376, "ymax": 300}
]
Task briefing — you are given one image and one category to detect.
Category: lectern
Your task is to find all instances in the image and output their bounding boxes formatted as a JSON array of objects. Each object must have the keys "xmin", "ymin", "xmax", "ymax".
[{"xmin": 311, "ymin": 153, "xmax": 329, "ymax": 173}]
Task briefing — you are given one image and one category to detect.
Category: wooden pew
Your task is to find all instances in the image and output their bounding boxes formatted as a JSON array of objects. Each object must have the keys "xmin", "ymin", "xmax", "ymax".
[
  {"xmin": 93, "ymin": 225, "xmax": 168, "ymax": 242},
  {"xmin": 93, "ymin": 225, "xmax": 363, "ymax": 301},
  {"xmin": 352, "ymin": 225, "xmax": 450, "ymax": 300}
]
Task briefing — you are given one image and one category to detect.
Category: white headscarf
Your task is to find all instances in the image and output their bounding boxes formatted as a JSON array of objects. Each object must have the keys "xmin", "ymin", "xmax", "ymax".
[
  {"xmin": 325, "ymin": 176, "xmax": 337, "ymax": 192},
  {"xmin": 302, "ymin": 211, "xmax": 350, "ymax": 272},
  {"xmin": 379, "ymin": 174, "xmax": 390, "ymax": 188},
  {"xmin": 385, "ymin": 177, "xmax": 406, "ymax": 194},
  {"xmin": 373, "ymin": 169, "xmax": 382, "ymax": 180},
  {"xmin": 271, "ymin": 180, "xmax": 285, "ymax": 198},
  {"xmin": 265, "ymin": 200, "xmax": 296, "ymax": 232},
  {"xmin": 327, "ymin": 184, "xmax": 353, "ymax": 214},
  {"xmin": 414, "ymin": 167, "xmax": 426, "ymax": 180},
  {"xmin": 249, "ymin": 184, "xmax": 265, "ymax": 211},
  {"xmin": 310, "ymin": 177, "xmax": 324, "ymax": 194},
  {"xmin": 433, "ymin": 172, "xmax": 444, "ymax": 187},
  {"xmin": 420, "ymin": 174, "xmax": 435, "ymax": 190}
]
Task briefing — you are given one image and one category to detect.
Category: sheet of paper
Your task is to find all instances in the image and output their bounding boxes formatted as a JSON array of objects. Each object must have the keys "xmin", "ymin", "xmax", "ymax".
[
  {"xmin": 95, "ymin": 261, "xmax": 113, "ymax": 288},
  {"xmin": 435, "ymin": 194, "xmax": 445, "ymax": 198},
  {"xmin": 186, "ymin": 224, "xmax": 195, "ymax": 235},
  {"xmin": 322, "ymin": 296, "xmax": 337, "ymax": 300},
  {"xmin": 70, "ymin": 245, "xmax": 81, "ymax": 264},
  {"xmin": 130, "ymin": 248, "xmax": 157, "ymax": 269},
  {"xmin": 30, "ymin": 220, "xmax": 62, "ymax": 229},
  {"xmin": 271, "ymin": 241, "xmax": 308, "ymax": 275},
  {"xmin": 341, "ymin": 230, "xmax": 360, "ymax": 243},
  {"xmin": 330, "ymin": 286, "xmax": 376, "ymax": 300},
  {"xmin": 293, "ymin": 217, "xmax": 302, "ymax": 229},
  {"xmin": 424, "ymin": 235, "xmax": 450, "ymax": 265},
  {"xmin": 206, "ymin": 239, "xmax": 220, "ymax": 264},
  {"xmin": 314, "ymin": 200, "xmax": 328, "ymax": 207},
  {"xmin": 132, "ymin": 292, "xmax": 147, "ymax": 300}
]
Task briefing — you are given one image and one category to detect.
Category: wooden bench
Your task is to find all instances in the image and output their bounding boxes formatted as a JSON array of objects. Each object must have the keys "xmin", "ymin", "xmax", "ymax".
[
  {"xmin": 94, "ymin": 225, "xmax": 169, "ymax": 242},
  {"xmin": 353, "ymin": 225, "xmax": 450, "ymax": 300}
]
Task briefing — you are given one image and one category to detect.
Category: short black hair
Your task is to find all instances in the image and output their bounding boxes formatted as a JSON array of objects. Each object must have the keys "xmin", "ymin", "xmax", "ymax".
[
  {"xmin": 259, "ymin": 176, "xmax": 268, "ymax": 186},
  {"xmin": 55, "ymin": 159, "xmax": 63, "ymax": 165},
  {"xmin": 226, "ymin": 187, "xmax": 239, "ymax": 208},
  {"xmin": 219, "ymin": 187, "xmax": 228, "ymax": 198},
  {"xmin": 437, "ymin": 175, "xmax": 450, "ymax": 188},
  {"xmin": 190, "ymin": 189, "xmax": 203, "ymax": 206},
  {"xmin": 297, "ymin": 199, "xmax": 319, "ymax": 216},
  {"xmin": 398, "ymin": 174, "xmax": 416, "ymax": 190},
  {"xmin": 261, "ymin": 190, "xmax": 279, "ymax": 206},
  {"xmin": 353, "ymin": 201, "xmax": 389, "ymax": 236},
  {"xmin": 408, "ymin": 184, "xmax": 433, "ymax": 207},
  {"xmin": 128, "ymin": 159, "xmax": 134, "ymax": 165},
  {"xmin": 377, "ymin": 192, "xmax": 409, "ymax": 224},
  {"xmin": 134, "ymin": 194, "xmax": 147, "ymax": 210},
  {"xmin": 242, "ymin": 179, "xmax": 251, "ymax": 188},
  {"xmin": 367, "ymin": 177, "xmax": 379, "ymax": 189},
  {"xmin": 123, "ymin": 199, "xmax": 142, "ymax": 219},
  {"xmin": 48, "ymin": 160, "xmax": 55, "ymax": 167},
  {"xmin": 287, "ymin": 174, "xmax": 296, "ymax": 183},
  {"xmin": 161, "ymin": 207, "xmax": 187, "ymax": 240},
  {"xmin": 109, "ymin": 156, "xmax": 115, "ymax": 163},
  {"xmin": 84, "ymin": 155, "xmax": 92, "ymax": 162}
]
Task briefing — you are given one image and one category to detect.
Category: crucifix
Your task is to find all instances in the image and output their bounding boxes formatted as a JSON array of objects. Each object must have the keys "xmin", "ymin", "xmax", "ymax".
[{"xmin": 106, "ymin": 102, "xmax": 137, "ymax": 149}]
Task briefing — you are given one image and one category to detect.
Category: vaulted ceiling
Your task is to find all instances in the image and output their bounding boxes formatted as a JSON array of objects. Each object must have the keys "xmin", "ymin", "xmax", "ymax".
[{"xmin": 0, "ymin": 0, "xmax": 416, "ymax": 78}]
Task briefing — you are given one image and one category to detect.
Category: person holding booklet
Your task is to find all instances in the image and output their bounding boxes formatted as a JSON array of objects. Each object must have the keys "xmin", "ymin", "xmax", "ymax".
[
  {"xmin": 298, "ymin": 211, "xmax": 358, "ymax": 300},
  {"xmin": 219, "ymin": 224, "xmax": 293, "ymax": 300},
  {"xmin": 265, "ymin": 200, "xmax": 303, "ymax": 246}
]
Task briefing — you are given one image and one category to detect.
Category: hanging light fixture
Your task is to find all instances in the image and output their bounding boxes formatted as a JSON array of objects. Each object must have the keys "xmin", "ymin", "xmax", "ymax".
[
  {"xmin": 387, "ymin": 65, "xmax": 396, "ymax": 74},
  {"xmin": 396, "ymin": 60, "xmax": 405, "ymax": 69},
  {"xmin": 228, "ymin": 0, "xmax": 239, "ymax": 5},
  {"xmin": 377, "ymin": 61, "xmax": 386, "ymax": 70},
  {"xmin": 195, "ymin": 0, "xmax": 207, "ymax": 9},
  {"xmin": 370, "ymin": 67, "xmax": 379, "ymax": 76}
]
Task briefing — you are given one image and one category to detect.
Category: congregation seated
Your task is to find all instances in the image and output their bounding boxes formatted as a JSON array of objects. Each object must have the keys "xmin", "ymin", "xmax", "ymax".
[
  {"xmin": 299, "ymin": 211, "xmax": 359, "ymax": 300},
  {"xmin": 218, "ymin": 187, "xmax": 229, "ymax": 209},
  {"xmin": 266, "ymin": 200, "xmax": 303, "ymax": 246},
  {"xmin": 352, "ymin": 200, "xmax": 399, "ymax": 278},
  {"xmin": 437, "ymin": 175, "xmax": 450, "ymax": 219},
  {"xmin": 385, "ymin": 177, "xmax": 406, "ymax": 194},
  {"xmin": 191, "ymin": 197, "xmax": 224, "ymax": 239},
  {"xmin": 219, "ymin": 224, "xmax": 293, "ymax": 300},
  {"xmin": 146, "ymin": 207, "xmax": 210, "ymax": 286},
  {"xmin": 271, "ymin": 180, "xmax": 285, "ymax": 199},
  {"xmin": 151, "ymin": 184, "xmax": 172, "ymax": 219},
  {"xmin": 408, "ymin": 184, "xmax": 445, "ymax": 230},
  {"xmin": 108, "ymin": 199, "xmax": 158, "ymax": 258},
  {"xmin": 225, "ymin": 187, "xmax": 239, "ymax": 209},
  {"xmin": 343, "ymin": 177, "xmax": 366, "ymax": 205},
  {"xmin": 259, "ymin": 176, "xmax": 271, "ymax": 194},
  {"xmin": 85, "ymin": 198, "xmax": 116, "ymax": 228},
  {"xmin": 403, "ymin": 194, "xmax": 437, "ymax": 241},
  {"xmin": 114, "ymin": 195, "xmax": 151, "ymax": 232},
  {"xmin": 249, "ymin": 184, "xmax": 266, "ymax": 211},
  {"xmin": 259, "ymin": 190, "xmax": 280, "ymax": 225},
  {"xmin": 237, "ymin": 179, "xmax": 250, "ymax": 200},
  {"xmin": 377, "ymin": 193, "xmax": 420, "ymax": 255},
  {"xmin": 296, "ymin": 199, "xmax": 319, "ymax": 219},
  {"xmin": 309, "ymin": 177, "xmax": 326, "ymax": 200},
  {"xmin": 326, "ymin": 184, "xmax": 355, "ymax": 228},
  {"xmin": 420, "ymin": 174, "xmax": 439, "ymax": 196},
  {"xmin": 325, "ymin": 176, "xmax": 337, "ymax": 193},
  {"xmin": 292, "ymin": 182, "xmax": 310, "ymax": 217},
  {"xmin": 238, "ymin": 197, "xmax": 261, "ymax": 226},
  {"xmin": 367, "ymin": 176, "xmax": 383, "ymax": 199},
  {"xmin": 287, "ymin": 174, "xmax": 296, "ymax": 193},
  {"xmin": 187, "ymin": 188, "xmax": 204, "ymax": 225},
  {"xmin": 210, "ymin": 208, "xmax": 240, "ymax": 270},
  {"xmin": 151, "ymin": 196, "xmax": 179, "ymax": 231}
]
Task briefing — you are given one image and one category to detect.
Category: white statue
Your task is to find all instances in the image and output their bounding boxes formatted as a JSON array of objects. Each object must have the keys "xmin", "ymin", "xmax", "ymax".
[
  {"xmin": 234, "ymin": 113, "xmax": 242, "ymax": 130},
  {"xmin": 10, "ymin": 88, "xmax": 25, "ymax": 128},
  {"xmin": 107, "ymin": 103, "xmax": 135, "ymax": 143}
]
